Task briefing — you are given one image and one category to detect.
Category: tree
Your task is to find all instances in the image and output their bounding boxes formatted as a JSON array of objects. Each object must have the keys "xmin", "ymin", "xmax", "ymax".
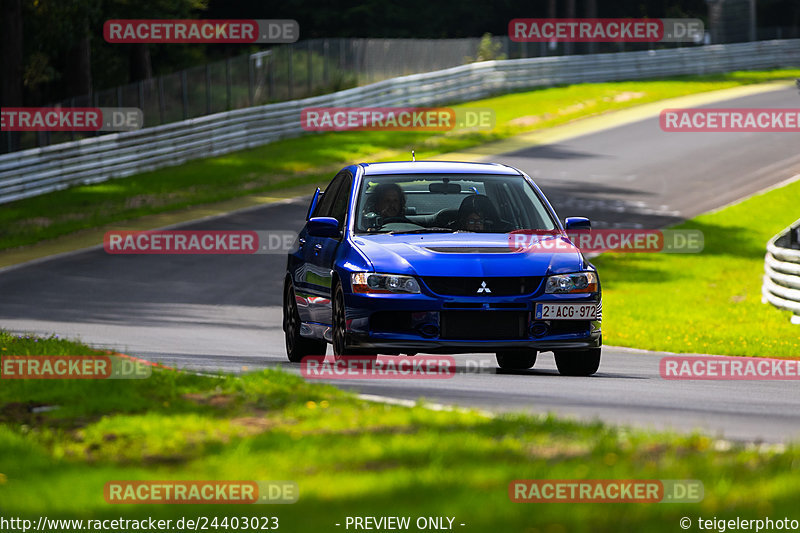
[{"xmin": 1, "ymin": 0, "xmax": 24, "ymax": 107}]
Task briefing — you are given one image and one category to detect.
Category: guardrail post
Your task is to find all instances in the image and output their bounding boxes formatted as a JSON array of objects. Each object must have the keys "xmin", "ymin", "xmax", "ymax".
[
  {"xmin": 206, "ymin": 65, "xmax": 212, "ymax": 114},
  {"xmin": 69, "ymin": 97, "xmax": 76, "ymax": 141},
  {"xmin": 268, "ymin": 52, "xmax": 275, "ymax": 101},
  {"xmin": 138, "ymin": 81, "xmax": 145, "ymax": 124},
  {"xmin": 323, "ymin": 39, "xmax": 330, "ymax": 86},
  {"xmin": 157, "ymin": 77, "xmax": 165, "ymax": 124},
  {"xmin": 181, "ymin": 71, "xmax": 189, "ymax": 119},
  {"xmin": 225, "ymin": 58, "xmax": 232, "ymax": 111},
  {"xmin": 288, "ymin": 46, "xmax": 294, "ymax": 100},
  {"xmin": 248, "ymin": 55, "xmax": 255, "ymax": 106},
  {"xmin": 307, "ymin": 41, "xmax": 313, "ymax": 96}
]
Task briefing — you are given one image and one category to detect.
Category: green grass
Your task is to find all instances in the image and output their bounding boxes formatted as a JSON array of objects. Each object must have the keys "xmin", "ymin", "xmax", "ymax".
[
  {"xmin": 594, "ymin": 178, "xmax": 800, "ymax": 357},
  {"xmin": 1, "ymin": 332, "xmax": 799, "ymax": 531},
  {"xmin": 2, "ymin": 69, "xmax": 799, "ymax": 251}
]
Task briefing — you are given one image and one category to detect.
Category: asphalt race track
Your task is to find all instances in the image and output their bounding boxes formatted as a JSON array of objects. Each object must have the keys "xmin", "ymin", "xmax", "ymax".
[{"xmin": 2, "ymin": 86, "xmax": 799, "ymax": 443}]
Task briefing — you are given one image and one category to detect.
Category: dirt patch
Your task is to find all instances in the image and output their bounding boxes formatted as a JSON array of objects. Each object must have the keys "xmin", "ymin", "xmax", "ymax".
[
  {"xmin": 17, "ymin": 217, "xmax": 53, "ymax": 229},
  {"xmin": 526, "ymin": 442, "xmax": 591, "ymax": 460},
  {"xmin": 182, "ymin": 393, "xmax": 235, "ymax": 408},
  {"xmin": 0, "ymin": 402, "xmax": 41, "ymax": 423},
  {"xmin": 508, "ymin": 113, "xmax": 553, "ymax": 127},
  {"xmin": 230, "ymin": 416, "xmax": 277, "ymax": 435},
  {"xmin": 605, "ymin": 91, "xmax": 646, "ymax": 102}
]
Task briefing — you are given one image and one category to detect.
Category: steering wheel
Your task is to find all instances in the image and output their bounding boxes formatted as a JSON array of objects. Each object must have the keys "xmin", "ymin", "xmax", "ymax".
[{"xmin": 380, "ymin": 216, "xmax": 409, "ymax": 225}]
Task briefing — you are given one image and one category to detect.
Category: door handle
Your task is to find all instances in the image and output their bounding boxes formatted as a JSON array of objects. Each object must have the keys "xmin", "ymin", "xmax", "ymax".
[{"xmin": 314, "ymin": 243, "xmax": 323, "ymax": 250}]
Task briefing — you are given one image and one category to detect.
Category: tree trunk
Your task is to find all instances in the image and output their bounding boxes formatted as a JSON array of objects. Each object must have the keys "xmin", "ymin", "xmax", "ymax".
[
  {"xmin": 64, "ymin": 17, "xmax": 92, "ymax": 99},
  {"xmin": 1, "ymin": 0, "xmax": 24, "ymax": 151},
  {"xmin": 565, "ymin": 0, "xmax": 576, "ymax": 55},
  {"xmin": 1, "ymin": 0, "xmax": 23, "ymax": 106},
  {"xmin": 129, "ymin": 44, "xmax": 153, "ymax": 82},
  {"xmin": 585, "ymin": 0, "xmax": 598, "ymax": 54}
]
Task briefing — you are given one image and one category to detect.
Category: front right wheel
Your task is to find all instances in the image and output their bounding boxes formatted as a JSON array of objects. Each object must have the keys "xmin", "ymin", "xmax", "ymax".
[{"xmin": 553, "ymin": 348, "xmax": 601, "ymax": 376}]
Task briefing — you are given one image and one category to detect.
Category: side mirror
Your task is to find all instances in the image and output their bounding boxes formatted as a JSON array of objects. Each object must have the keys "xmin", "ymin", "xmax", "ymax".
[
  {"xmin": 307, "ymin": 217, "xmax": 341, "ymax": 238},
  {"xmin": 564, "ymin": 217, "xmax": 591, "ymax": 230},
  {"xmin": 306, "ymin": 188, "xmax": 322, "ymax": 220}
]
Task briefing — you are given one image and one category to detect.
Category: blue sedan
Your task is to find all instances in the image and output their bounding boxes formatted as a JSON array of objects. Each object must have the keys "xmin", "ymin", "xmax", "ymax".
[{"xmin": 283, "ymin": 161, "xmax": 602, "ymax": 376}]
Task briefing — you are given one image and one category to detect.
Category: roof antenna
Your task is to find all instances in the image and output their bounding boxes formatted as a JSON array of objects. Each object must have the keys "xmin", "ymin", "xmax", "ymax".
[{"xmin": 411, "ymin": 149, "xmax": 415, "ymax": 162}]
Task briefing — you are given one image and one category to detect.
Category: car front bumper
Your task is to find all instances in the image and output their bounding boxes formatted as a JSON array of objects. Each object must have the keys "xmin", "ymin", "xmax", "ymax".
[{"xmin": 342, "ymin": 290, "xmax": 602, "ymax": 354}]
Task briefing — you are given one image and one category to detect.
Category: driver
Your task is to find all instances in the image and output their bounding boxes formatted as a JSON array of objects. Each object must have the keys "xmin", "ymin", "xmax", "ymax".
[
  {"xmin": 372, "ymin": 182, "xmax": 405, "ymax": 218},
  {"xmin": 364, "ymin": 183, "xmax": 411, "ymax": 230}
]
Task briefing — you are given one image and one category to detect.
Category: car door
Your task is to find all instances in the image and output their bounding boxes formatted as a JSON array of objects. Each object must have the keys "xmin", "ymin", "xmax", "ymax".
[
  {"xmin": 293, "ymin": 174, "xmax": 342, "ymax": 323},
  {"xmin": 305, "ymin": 170, "xmax": 352, "ymax": 324}
]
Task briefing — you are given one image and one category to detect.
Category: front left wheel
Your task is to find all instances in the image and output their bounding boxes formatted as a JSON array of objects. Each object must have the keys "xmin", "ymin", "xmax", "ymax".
[{"xmin": 284, "ymin": 282, "xmax": 327, "ymax": 363}]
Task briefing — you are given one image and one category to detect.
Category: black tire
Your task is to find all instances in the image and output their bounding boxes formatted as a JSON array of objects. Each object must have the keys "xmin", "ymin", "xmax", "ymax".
[
  {"xmin": 332, "ymin": 282, "xmax": 376, "ymax": 361},
  {"xmin": 553, "ymin": 348, "xmax": 601, "ymax": 376},
  {"xmin": 496, "ymin": 350, "xmax": 538, "ymax": 370},
  {"xmin": 284, "ymin": 282, "xmax": 327, "ymax": 363}
]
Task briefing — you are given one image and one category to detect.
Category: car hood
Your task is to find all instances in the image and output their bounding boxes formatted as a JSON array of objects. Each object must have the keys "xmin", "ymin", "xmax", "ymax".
[{"xmin": 350, "ymin": 233, "xmax": 586, "ymax": 277}]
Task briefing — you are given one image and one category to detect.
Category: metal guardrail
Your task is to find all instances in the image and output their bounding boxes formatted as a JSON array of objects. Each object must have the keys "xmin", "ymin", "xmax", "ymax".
[
  {"xmin": 1, "ymin": 39, "xmax": 799, "ymax": 206},
  {"xmin": 763, "ymin": 218, "xmax": 800, "ymax": 324}
]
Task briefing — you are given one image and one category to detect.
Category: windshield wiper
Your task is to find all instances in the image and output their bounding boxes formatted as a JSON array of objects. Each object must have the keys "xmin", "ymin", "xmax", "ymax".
[{"xmin": 388, "ymin": 227, "xmax": 457, "ymax": 235}]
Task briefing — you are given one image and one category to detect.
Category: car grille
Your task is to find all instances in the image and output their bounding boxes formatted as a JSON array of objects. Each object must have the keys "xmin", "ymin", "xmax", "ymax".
[
  {"xmin": 546, "ymin": 321, "xmax": 592, "ymax": 335},
  {"xmin": 440, "ymin": 311, "xmax": 527, "ymax": 340},
  {"xmin": 422, "ymin": 276, "xmax": 542, "ymax": 296}
]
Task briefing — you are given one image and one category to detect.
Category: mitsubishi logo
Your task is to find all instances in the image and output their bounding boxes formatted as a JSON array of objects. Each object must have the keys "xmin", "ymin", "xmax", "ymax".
[{"xmin": 477, "ymin": 281, "xmax": 491, "ymax": 293}]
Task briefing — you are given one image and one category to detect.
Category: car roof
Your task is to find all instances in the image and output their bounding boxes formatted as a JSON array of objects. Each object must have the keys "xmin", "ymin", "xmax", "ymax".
[{"xmin": 358, "ymin": 161, "xmax": 522, "ymax": 176}]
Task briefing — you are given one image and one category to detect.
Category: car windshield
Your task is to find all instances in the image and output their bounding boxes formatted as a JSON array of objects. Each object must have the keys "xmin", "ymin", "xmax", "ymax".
[{"xmin": 354, "ymin": 173, "xmax": 557, "ymax": 234}]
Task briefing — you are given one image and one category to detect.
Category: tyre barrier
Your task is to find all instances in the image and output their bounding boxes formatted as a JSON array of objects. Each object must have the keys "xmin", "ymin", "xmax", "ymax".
[{"xmin": 762, "ymin": 218, "xmax": 800, "ymax": 324}]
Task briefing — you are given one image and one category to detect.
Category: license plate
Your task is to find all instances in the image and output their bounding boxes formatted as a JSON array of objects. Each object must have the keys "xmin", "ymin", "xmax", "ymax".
[{"xmin": 535, "ymin": 303, "xmax": 597, "ymax": 320}]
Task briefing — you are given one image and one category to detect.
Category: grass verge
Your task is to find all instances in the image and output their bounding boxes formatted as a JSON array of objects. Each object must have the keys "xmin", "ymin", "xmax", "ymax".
[
  {"xmin": 594, "ymin": 177, "xmax": 800, "ymax": 358},
  {"xmin": 1, "ymin": 332, "xmax": 799, "ymax": 531},
  {"xmin": 2, "ymin": 69, "xmax": 799, "ymax": 252}
]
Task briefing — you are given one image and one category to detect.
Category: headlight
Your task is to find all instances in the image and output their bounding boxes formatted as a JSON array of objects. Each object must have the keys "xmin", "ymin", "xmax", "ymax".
[
  {"xmin": 545, "ymin": 272, "xmax": 598, "ymax": 294},
  {"xmin": 351, "ymin": 273, "xmax": 421, "ymax": 294}
]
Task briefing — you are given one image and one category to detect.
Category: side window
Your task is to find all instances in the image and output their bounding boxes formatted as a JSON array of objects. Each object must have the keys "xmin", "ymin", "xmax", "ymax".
[
  {"xmin": 330, "ymin": 173, "xmax": 353, "ymax": 232},
  {"xmin": 313, "ymin": 174, "xmax": 343, "ymax": 218}
]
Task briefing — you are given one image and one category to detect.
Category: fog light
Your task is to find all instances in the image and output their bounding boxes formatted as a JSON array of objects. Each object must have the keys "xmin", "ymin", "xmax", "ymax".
[
  {"xmin": 530, "ymin": 322, "xmax": 549, "ymax": 337},
  {"xmin": 420, "ymin": 324, "xmax": 439, "ymax": 337}
]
